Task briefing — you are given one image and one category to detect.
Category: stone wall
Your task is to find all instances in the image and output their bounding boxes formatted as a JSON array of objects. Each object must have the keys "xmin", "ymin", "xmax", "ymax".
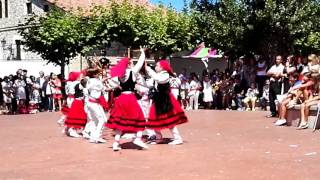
[{"xmin": 0, "ymin": 0, "xmax": 50, "ymax": 61}]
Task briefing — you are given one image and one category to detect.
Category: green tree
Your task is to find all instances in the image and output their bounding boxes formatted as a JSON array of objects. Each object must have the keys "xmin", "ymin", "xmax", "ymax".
[
  {"xmin": 19, "ymin": 8, "xmax": 106, "ymax": 77},
  {"xmin": 191, "ymin": 0, "xmax": 320, "ymax": 58},
  {"xmin": 93, "ymin": 1, "xmax": 198, "ymax": 58}
]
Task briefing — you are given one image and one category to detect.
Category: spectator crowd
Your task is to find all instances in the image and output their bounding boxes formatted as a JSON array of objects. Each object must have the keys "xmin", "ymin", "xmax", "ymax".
[{"xmin": 1, "ymin": 54, "xmax": 320, "ymax": 129}]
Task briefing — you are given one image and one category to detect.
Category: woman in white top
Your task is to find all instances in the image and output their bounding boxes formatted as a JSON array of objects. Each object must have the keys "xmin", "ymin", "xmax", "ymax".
[
  {"xmin": 202, "ymin": 75, "xmax": 213, "ymax": 109},
  {"xmin": 188, "ymin": 73, "xmax": 202, "ymax": 110},
  {"xmin": 170, "ymin": 74, "xmax": 181, "ymax": 100}
]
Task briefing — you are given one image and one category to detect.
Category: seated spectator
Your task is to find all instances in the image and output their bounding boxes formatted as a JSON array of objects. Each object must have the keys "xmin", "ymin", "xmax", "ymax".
[
  {"xmin": 259, "ymin": 79, "xmax": 270, "ymax": 110},
  {"xmin": 308, "ymin": 54, "xmax": 319, "ymax": 74},
  {"xmin": 298, "ymin": 79, "xmax": 320, "ymax": 129},
  {"xmin": 274, "ymin": 72, "xmax": 301, "ymax": 126},
  {"xmin": 243, "ymin": 82, "xmax": 258, "ymax": 111},
  {"xmin": 232, "ymin": 76, "xmax": 245, "ymax": 111},
  {"xmin": 286, "ymin": 72, "xmax": 314, "ymax": 109}
]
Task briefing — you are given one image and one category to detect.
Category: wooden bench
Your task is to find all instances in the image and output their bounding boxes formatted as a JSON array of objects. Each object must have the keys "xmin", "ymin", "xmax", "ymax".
[{"xmin": 286, "ymin": 104, "xmax": 320, "ymax": 130}]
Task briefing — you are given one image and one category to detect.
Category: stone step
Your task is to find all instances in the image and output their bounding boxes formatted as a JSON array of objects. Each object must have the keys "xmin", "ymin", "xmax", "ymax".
[{"xmin": 287, "ymin": 104, "xmax": 320, "ymax": 129}]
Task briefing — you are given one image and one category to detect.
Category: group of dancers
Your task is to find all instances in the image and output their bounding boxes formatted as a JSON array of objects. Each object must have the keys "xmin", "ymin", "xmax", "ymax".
[{"xmin": 59, "ymin": 48, "xmax": 188, "ymax": 151}]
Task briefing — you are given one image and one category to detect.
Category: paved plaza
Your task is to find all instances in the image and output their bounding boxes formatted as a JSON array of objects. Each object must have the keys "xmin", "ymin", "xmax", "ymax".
[{"xmin": 0, "ymin": 110, "xmax": 320, "ymax": 180}]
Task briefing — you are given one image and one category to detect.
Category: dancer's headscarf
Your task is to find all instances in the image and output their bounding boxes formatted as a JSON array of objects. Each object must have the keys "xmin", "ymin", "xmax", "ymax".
[
  {"xmin": 67, "ymin": 71, "xmax": 81, "ymax": 81},
  {"xmin": 158, "ymin": 60, "xmax": 174, "ymax": 76},
  {"xmin": 110, "ymin": 57, "xmax": 130, "ymax": 78}
]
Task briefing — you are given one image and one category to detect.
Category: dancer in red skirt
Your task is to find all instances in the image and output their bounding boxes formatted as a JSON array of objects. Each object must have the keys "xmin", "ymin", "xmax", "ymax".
[
  {"xmin": 146, "ymin": 60, "xmax": 188, "ymax": 145},
  {"xmin": 64, "ymin": 77, "xmax": 88, "ymax": 138},
  {"xmin": 58, "ymin": 72, "xmax": 81, "ymax": 126},
  {"xmin": 106, "ymin": 48, "xmax": 149, "ymax": 151}
]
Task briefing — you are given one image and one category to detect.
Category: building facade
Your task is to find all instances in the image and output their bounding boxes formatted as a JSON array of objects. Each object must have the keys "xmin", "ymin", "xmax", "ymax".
[
  {"xmin": 0, "ymin": 0, "xmax": 51, "ymax": 61},
  {"xmin": 0, "ymin": 0, "xmax": 152, "ymax": 76}
]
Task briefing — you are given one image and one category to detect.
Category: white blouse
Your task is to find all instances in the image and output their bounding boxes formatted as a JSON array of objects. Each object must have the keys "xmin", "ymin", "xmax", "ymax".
[
  {"xmin": 146, "ymin": 67, "xmax": 170, "ymax": 84},
  {"xmin": 86, "ymin": 78, "xmax": 105, "ymax": 99}
]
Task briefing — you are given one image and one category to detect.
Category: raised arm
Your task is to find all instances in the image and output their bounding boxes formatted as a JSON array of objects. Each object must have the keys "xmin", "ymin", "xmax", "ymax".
[
  {"xmin": 146, "ymin": 66, "xmax": 170, "ymax": 84},
  {"xmin": 132, "ymin": 48, "xmax": 146, "ymax": 74}
]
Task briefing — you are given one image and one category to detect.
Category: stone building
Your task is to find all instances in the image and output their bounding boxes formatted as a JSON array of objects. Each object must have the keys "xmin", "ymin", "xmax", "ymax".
[{"xmin": 0, "ymin": 0, "xmax": 151, "ymax": 76}]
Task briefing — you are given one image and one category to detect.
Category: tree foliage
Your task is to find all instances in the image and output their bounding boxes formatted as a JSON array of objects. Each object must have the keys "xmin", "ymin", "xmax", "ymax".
[
  {"xmin": 20, "ymin": 1, "xmax": 198, "ymax": 70},
  {"xmin": 20, "ymin": 0, "xmax": 320, "ymax": 73},
  {"xmin": 191, "ymin": 0, "xmax": 320, "ymax": 57},
  {"xmin": 93, "ymin": 1, "xmax": 198, "ymax": 56},
  {"xmin": 19, "ymin": 8, "xmax": 105, "ymax": 77}
]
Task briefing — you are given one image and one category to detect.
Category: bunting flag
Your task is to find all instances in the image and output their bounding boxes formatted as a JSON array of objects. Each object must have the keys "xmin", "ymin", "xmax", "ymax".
[{"xmin": 189, "ymin": 47, "xmax": 222, "ymax": 59}]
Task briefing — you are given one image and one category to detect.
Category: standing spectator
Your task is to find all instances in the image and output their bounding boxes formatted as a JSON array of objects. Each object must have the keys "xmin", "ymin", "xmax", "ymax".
[
  {"xmin": 45, "ymin": 76, "xmax": 54, "ymax": 112},
  {"xmin": 14, "ymin": 74, "xmax": 28, "ymax": 114},
  {"xmin": 179, "ymin": 76, "xmax": 190, "ymax": 109},
  {"xmin": 170, "ymin": 73, "xmax": 181, "ymax": 100},
  {"xmin": 202, "ymin": 74, "xmax": 213, "ymax": 109},
  {"xmin": 37, "ymin": 71, "xmax": 46, "ymax": 111},
  {"xmin": 266, "ymin": 55, "xmax": 285, "ymax": 117},
  {"xmin": 2, "ymin": 77, "xmax": 12, "ymax": 113},
  {"xmin": 243, "ymin": 82, "xmax": 259, "ymax": 111},
  {"xmin": 256, "ymin": 56, "xmax": 268, "ymax": 97},
  {"xmin": 51, "ymin": 73, "xmax": 62, "ymax": 111},
  {"xmin": 188, "ymin": 72, "xmax": 201, "ymax": 110},
  {"xmin": 259, "ymin": 79, "xmax": 270, "ymax": 111},
  {"xmin": 22, "ymin": 70, "xmax": 31, "ymax": 107},
  {"xmin": 10, "ymin": 75, "xmax": 18, "ymax": 114},
  {"xmin": 29, "ymin": 76, "xmax": 41, "ymax": 114},
  {"xmin": 0, "ymin": 78, "xmax": 4, "ymax": 113},
  {"xmin": 221, "ymin": 75, "xmax": 233, "ymax": 110}
]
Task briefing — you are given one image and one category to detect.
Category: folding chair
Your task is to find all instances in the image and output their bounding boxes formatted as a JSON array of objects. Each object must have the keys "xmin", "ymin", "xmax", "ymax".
[{"xmin": 313, "ymin": 102, "xmax": 320, "ymax": 132}]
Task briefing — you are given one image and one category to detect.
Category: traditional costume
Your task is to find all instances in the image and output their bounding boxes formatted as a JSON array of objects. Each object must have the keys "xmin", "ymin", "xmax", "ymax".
[
  {"xmin": 58, "ymin": 72, "xmax": 80, "ymax": 126},
  {"xmin": 106, "ymin": 49, "xmax": 148, "ymax": 151},
  {"xmin": 83, "ymin": 68, "xmax": 108, "ymax": 143},
  {"xmin": 146, "ymin": 60, "xmax": 188, "ymax": 145},
  {"xmin": 64, "ymin": 81, "xmax": 88, "ymax": 137}
]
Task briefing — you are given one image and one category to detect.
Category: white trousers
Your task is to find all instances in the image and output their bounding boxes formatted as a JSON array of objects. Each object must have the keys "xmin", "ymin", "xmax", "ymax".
[
  {"xmin": 189, "ymin": 91, "xmax": 200, "ymax": 110},
  {"xmin": 84, "ymin": 102, "xmax": 107, "ymax": 139}
]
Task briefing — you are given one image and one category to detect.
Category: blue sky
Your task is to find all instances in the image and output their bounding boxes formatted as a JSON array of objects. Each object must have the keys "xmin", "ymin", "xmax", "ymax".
[{"xmin": 150, "ymin": 0, "xmax": 190, "ymax": 11}]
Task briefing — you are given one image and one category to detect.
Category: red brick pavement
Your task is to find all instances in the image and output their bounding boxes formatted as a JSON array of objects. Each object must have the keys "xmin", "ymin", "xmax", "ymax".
[{"xmin": 0, "ymin": 110, "xmax": 319, "ymax": 180}]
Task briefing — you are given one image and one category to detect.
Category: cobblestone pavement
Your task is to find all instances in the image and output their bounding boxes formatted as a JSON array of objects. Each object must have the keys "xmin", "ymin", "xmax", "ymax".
[{"xmin": 0, "ymin": 110, "xmax": 320, "ymax": 180}]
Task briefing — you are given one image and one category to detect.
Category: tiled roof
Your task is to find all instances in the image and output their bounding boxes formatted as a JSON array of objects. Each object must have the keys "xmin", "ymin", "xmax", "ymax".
[{"xmin": 46, "ymin": 0, "xmax": 152, "ymax": 10}]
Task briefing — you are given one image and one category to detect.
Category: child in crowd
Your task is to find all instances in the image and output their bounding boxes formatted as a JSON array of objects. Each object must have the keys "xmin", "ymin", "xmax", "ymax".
[
  {"xmin": 243, "ymin": 82, "xmax": 259, "ymax": 111},
  {"xmin": 202, "ymin": 74, "xmax": 213, "ymax": 109},
  {"xmin": 259, "ymin": 79, "xmax": 270, "ymax": 110},
  {"xmin": 188, "ymin": 72, "xmax": 202, "ymax": 110},
  {"xmin": 179, "ymin": 76, "xmax": 190, "ymax": 109}
]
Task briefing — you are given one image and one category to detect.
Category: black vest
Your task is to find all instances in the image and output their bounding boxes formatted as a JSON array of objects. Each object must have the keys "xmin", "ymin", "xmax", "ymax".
[
  {"xmin": 74, "ymin": 84, "xmax": 84, "ymax": 98},
  {"xmin": 120, "ymin": 71, "xmax": 135, "ymax": 92}
]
